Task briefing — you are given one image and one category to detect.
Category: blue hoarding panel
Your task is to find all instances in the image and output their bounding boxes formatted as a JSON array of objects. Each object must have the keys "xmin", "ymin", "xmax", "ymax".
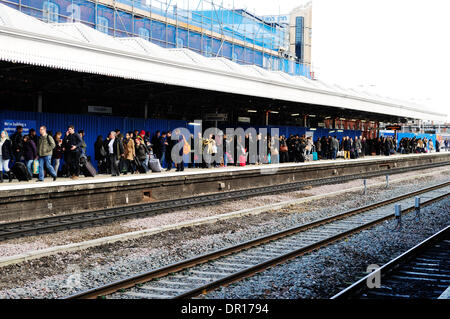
[
  {"xmin": 0, "ymin": 110, "xmax": 187, "ymax": 170},
  {"xmin": 1, "ymin": 119, "xmax": 37, "ymax": 136}
]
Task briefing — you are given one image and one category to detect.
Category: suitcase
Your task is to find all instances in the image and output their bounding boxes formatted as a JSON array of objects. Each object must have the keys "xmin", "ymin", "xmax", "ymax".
[
  {"xmin": 305, "ymin": 154, "xmax": 314, "ymax": 162},
  {"xmin": 149, "ymin": 158, "xmax": 162, "ymax": 172},
  {"xmin": 12, "ymin": 162, "xmax": 32, "ymax": 181},
  {"xmin": 238, "ymin": 155, "xmax": 246, "ymax": 166},
  {"xmin": 312, "ymin": 152, "xmax": 318, "ymax": 161},
  {"xmin": 80, "ymin": 158, "xmax": 97, "ymax": 177}
]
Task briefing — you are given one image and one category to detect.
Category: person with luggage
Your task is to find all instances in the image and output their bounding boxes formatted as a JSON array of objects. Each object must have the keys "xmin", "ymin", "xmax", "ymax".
[
  {"xmin": 151, "ymin": 131, "xmax": 161, "ymax": 161},
  {"xmin": 23, "ymin": 135, "xmax": 38, "ymax": 177},
  {"xmin": 78, "ymin": 130, "xmax": 87, "ymax": 157},
  {"xmin": 37, "ymin": 126, "xmax": 57, "ymax": 182},
  {"xmin": 134, "ymin": 138, "xmax": 149, "ymax": 173},
  {"xmin": 0, "ymin": 131, "xmax": 13, "ymax": 183},
  {"xmin": 105, "ymin": 131, "xmax": 124, "ymax": 177},
  {"xmin": 10, "ymin": 125, "xmax": 24, "ymax": 164},
  {"xmin": 63, "ymin": 125, "xmax": 83, "ymax": 180},
  {"xmin": 279, "ymin": 135, "xmax": 289, "ymax": 163}
]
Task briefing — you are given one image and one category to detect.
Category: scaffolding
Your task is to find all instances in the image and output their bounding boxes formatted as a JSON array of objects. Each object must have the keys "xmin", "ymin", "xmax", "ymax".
[{"xmin": 1, "ymin": 0, "xmax": 311, "ymax": 77}]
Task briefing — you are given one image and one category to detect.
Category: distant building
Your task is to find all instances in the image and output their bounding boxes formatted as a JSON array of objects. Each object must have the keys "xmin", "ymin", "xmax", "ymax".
[
  {"xmin": 288, "ymin": 2, "xmax": 313, "ymax": 67},
  {"xmin": 261, "ymin": 2, "xmax": 313, "ymax": 70}
]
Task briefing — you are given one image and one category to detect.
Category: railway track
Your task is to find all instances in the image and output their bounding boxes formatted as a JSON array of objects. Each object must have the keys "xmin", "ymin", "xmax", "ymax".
[
  {"xmin": 0, "ymin": 161, "xmax": 448, "ymax": 242},
  {"xmin": 65, "ymin": 181, "xmax": 450, "ymax": 299},
  {"xmin": 332, "ymin": 225, "xmax": 450, "ymax": 299}
]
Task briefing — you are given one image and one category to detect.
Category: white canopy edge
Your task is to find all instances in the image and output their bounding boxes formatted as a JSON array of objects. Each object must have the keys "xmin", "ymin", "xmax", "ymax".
[{"xmin": 0, "ymin": 4, "xmax": 446, "ymax": 121}]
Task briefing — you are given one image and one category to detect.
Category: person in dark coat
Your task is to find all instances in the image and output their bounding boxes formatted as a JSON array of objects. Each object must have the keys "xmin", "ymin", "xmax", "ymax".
[
  {"xmin": 104, "ymin": 131, "xmax": 124, "ymax": 176},
  {"xmin": 165, "ymin": 131, "xmax": 175, "ymax": 171},
  {"xmin": 0, "ymin": 131, "xmax": 13, "ymax": 182},
  {"xmin": 62, "ymin": 125, "xmax": 83, "ymax": 179},
  {"xmin": 94, "ymin": 135, "xmax": 107, "ymax": 174},
  {"xmin": 384, "ymin": 137, "xmax": 391, "ymax": 156},
  {"xmin": 29, "ymin": 128, "xmax": 38, "ymax": 147},
  {"xmin": 135, "ymin": 138, "xmax": 149, "ymax": 173},
  {"xmin": 23, "ymin": 135, "xmax": 38, "ymax": 177},
  {"xmin": 151, "ymin": 131, "xmax": 161, "ymax": 160},
  {"xmin": 343, "ymin": 137, "xmax": 351, "ymax": 159},
  {"xmin": 10, "ymin": 126, "xmax": 24, "ymax": 163},
  {"xmin": 158, "ymin": 132, "xmax": 167, "ymax": 168},
  {"xmin": 175, "ymin": 130, "xmax": 185, "ymax": 172}
]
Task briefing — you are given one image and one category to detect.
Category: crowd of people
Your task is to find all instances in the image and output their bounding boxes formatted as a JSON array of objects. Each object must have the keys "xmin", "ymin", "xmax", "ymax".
[
  {"xmin": 278, "ymin": 135, "xmax": 446, "ymax": 162},
  {"xmin": 1, "ymin": 124, "xmax": 449, "ymax": 183},
  {"xmin": 0, "ymin": 125, "xmax": 86, "ymax": 182}
]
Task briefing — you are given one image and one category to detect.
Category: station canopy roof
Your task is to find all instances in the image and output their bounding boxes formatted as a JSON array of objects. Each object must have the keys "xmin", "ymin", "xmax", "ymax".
[{"xmin": 0, "ymin": 4, "xmax": 446, "ymax": 122}]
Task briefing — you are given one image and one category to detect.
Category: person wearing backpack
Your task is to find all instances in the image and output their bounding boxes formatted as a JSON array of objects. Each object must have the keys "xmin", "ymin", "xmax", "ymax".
[{"xmin": 37, "ymin": 126, "xmax": 57, "ymax": 182}]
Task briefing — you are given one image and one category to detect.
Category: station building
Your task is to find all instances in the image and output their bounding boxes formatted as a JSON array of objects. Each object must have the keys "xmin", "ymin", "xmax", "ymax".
[
  {"xmin": 0, "ymin": 0, "xmax": 310, "ymax": 76},
  {"xmin": 0, "ymin": 2, "xmax": 447, "ymax": 165}
]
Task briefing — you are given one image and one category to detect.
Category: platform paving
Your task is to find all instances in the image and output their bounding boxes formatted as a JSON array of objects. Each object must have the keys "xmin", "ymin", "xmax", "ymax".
[{"xmin": 0, "ymin": 152, "xmax": 447, "ymax": 192}]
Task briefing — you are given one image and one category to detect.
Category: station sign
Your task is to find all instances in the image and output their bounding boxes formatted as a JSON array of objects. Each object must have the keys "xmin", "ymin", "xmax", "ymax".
[
  {"xmin": 1, "ymin": 119, "xmax": 37, "ymax": 136},
  {"xmin": 238, "ymin": 117, "xmax": 251, "ymax": 123},
  {"xmin": 88, "ymin": 105, "xmax": 113, "ymax": 114},
  {"xmin": 385, "ymin": 125, "xmax": 402, "ymax": 131},
  {"xmin": 204, "ymin": 113, "xmax": 228, "ymax": 122}
]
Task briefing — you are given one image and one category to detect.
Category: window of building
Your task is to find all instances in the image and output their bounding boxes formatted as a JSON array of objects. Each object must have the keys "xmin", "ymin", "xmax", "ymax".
[
  {"xmin": 295, "ymin": 16, "xmax": 304, "ymax": 62},
  {"xmin": 205, "ymin": 45, "xmax": 212, "ymax": 57},
  {"xmin": 176, "ymin": 37, "xmax": 184, "ymax": 48},
  {"xmin": 232, "ymin": 52, "xmax": 238, "ymax": 63},
  {"xmin": 43, "ymin": 1, "xmax": 59, "ymax": 23},
  {"xmin": 138, "ymin": 28, "xmax": 150, "ymax": 41},
  {"xmin": 97, "ymin": 16, "xmax": 109, "ymax": 34},
  {"xmin": 66, "ymin": 4, "xmax": 81, "ymax": 22}
]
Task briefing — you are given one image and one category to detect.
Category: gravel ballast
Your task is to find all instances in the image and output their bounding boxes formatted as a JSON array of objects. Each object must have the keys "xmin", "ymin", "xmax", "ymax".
[
  {"xmin": 203, "ymin": 198, "xmax": 450, "ymax": 299},
  {"xmin": 0, "ymin": 169, "xmax": 448, "ymax": 298},
  {"xmin": 1, "ymin": 166, "xmax": 449, "ymax": 259}
]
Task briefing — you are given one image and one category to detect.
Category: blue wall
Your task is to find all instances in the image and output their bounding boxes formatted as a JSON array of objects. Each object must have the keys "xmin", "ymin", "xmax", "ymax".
[
  {"xmin": 0, "ymin": 110, "xmax": 187, "ymax": 169},
  {"xmin": 380, "ymin": 131, "xmax": 437, "ymax": 150}
]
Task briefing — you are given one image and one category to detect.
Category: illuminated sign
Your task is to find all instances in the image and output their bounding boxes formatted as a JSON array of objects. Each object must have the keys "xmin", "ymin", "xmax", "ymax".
[{"xmin": 261, "ymin": 15, "xmax": 290, "ymax": 24}]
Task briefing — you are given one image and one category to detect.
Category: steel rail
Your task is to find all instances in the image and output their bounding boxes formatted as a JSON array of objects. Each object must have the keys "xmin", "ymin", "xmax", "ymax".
[
  {"xmin": 331, "ymin": 225, "xmax": 450, "ymax": 299},
  {"xmin": 64, "ymin": 181, "xmax": 450, "ymax": 299},
  {"xmin": 1, "ymin": 161, "xmax": 449, "ymax": 241}
]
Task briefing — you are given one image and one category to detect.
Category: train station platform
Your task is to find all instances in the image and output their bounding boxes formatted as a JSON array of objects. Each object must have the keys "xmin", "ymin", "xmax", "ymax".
[{"xmin": 1, "ymin": 152, "xmax": 449, "ymax": 223}]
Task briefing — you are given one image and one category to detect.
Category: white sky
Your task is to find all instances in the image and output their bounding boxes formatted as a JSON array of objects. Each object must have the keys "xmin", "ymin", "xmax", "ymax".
[{"xmin": 233, "ymin": 0, "xmax": 450, "ymax": 121}]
